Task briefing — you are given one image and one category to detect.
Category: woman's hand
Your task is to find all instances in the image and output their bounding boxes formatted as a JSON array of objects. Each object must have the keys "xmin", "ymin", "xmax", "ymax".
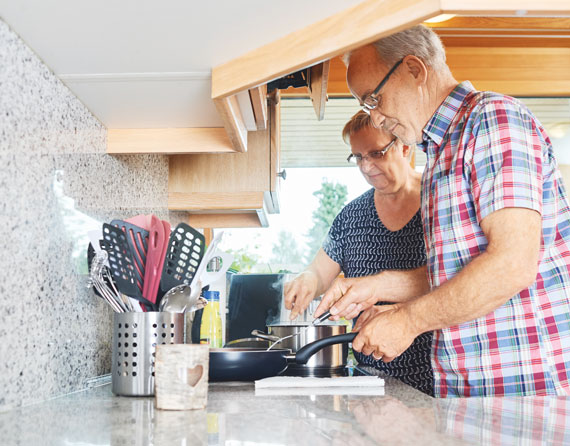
[
  {"xmin": 283, "ymin": 271, "xmax": 320, "ymax": 320},
  {"xmin": 314, "ymin": 275, "xmax": 382, "ymax": 320}
]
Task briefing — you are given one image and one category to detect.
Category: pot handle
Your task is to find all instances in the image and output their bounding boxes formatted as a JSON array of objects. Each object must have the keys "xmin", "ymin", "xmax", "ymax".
[
  {"xmin": 293, "ymin": 332, "xmax": 358, "ymax": 365},
  {"xmin": 251, "ymin": 329, "xmax": 281, "ymax": 342}
]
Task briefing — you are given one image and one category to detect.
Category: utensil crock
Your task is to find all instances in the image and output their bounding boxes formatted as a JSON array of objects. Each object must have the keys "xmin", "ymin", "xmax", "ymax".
[{"xmin": 112, "ymin": 312, "xmax": 185, "ymax": 396}]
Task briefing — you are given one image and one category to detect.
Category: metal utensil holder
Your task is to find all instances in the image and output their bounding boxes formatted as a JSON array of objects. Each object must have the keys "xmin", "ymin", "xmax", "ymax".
[{"xmin": 112, "ymin": 312, "xmax": 185, "ymax": 396}]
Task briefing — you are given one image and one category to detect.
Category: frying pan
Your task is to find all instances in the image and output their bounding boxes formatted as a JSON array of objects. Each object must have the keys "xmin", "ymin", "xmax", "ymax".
[
  {"xmin": 209, "ymin": 332, "xmax": 357, "ymax": 381},
  {"xmin": 223, "ymin": 337, "xmax": 271, "ymax": 349}
]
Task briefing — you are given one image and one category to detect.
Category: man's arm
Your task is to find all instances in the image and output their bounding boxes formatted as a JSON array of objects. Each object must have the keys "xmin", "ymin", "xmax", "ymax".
[
  {"xmin": 407, "ymin": 207, "xmax": 540, "ymax": 332},
  {"xmin": 283, "ymin": 248, "xmax": 341, "ymax": 320},
  {"xmin": 314, "ymin": 265, "xmax": 430, "ymax": 320},
  {"xmin": 352, "ymin": 207, "xmax": 541, "ymax": 361}
]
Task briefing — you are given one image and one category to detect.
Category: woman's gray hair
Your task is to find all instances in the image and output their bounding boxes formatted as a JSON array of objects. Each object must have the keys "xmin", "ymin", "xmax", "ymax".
[{"xmin": 343, "ymin": 24, "xmax": 448, "ymax": 72}]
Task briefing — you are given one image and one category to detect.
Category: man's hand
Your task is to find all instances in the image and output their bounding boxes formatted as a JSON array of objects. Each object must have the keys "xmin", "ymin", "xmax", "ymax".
[
  {"xmin": 352, "ymin": 303, "xmax": 419, "ymax": 362},
  {"xmin": 314, "ymin": 275, "xmax": 381, "ymax": 320},
  {"xmin": 283, "ymin": 271, "xmax": 319, "ymax": 320},
  {"xmin": 352, "ymin": 305, "xmax": 390, "ymax": 331}
]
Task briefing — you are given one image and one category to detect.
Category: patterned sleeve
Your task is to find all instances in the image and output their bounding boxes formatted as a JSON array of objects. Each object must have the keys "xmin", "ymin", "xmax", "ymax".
[
  {"xmin": 469, "ymin": 98, "xmax": 543, "ymax": 223},
  {"xmin": 322, "ymin": 209, "xmax": 345, "ymax": 269}
]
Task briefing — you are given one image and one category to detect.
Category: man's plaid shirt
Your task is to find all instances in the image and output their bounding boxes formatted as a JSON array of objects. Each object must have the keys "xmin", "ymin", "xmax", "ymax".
[{"xmin": 420, "ymin": 81, "xmax": 570, "ymax": 397}]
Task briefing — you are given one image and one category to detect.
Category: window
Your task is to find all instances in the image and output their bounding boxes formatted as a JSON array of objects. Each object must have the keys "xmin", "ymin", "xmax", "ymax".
[
  {"xmin": 219, "ymin": 98, "xmax": 368, "ymax": 272},
  {"xmin": 219, "ymin": 96, "xmax": 570, "ymax": 272}
]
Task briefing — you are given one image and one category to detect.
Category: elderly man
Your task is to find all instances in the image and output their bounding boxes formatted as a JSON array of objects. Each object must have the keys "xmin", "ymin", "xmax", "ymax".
[{"xmin": 315, "ymin": 25, "xmax": 570, "ymax": 397}]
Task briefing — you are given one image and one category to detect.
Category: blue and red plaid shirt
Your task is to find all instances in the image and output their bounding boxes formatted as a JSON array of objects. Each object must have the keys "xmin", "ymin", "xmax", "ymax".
[{"xmin": 420, "ymin": 81, "xmax": 570, "ymax": 397}]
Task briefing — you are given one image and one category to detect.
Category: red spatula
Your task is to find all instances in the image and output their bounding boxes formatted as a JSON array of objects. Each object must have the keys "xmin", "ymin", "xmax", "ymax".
[
  {"xmin": 159, "ymin": 219, "xmax": 171, "ymax": 273},
  {"xmin": 126, "ymin": 214, "xmax": 150, "ymax": 230},
  {"xmin": 142, "ymin": 215, "xmax": 167, "ymax": 305}
]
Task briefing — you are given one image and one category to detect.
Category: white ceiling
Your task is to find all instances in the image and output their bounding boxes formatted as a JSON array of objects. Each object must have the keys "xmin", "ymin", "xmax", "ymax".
[{"xmin": 0, "ymin": 0, "xmax": 363, "ymax": 128}]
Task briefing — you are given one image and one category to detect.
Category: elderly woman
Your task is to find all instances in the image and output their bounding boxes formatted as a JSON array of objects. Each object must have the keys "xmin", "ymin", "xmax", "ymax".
[{"xmin": 284, "ymin": 110, "xmax": 432, "ymax": 395}]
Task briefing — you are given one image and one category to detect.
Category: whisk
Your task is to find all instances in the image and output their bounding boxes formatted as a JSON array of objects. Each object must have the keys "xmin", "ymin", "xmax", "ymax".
[{"xmin": 87, "ymin": 251, "xmax": 133, "ymax": 312}]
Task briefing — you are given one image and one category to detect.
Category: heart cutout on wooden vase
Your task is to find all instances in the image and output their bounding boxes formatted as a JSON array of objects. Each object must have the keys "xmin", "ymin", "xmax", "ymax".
[{"xmin": 178, "ymin": 365, "xmax": 203, "ymax": 387}]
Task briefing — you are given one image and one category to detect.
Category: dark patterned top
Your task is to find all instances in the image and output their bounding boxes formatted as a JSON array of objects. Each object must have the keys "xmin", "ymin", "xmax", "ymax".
[{"xmin": 322, "ymin": 188, "xmax": 434, "ymax": 396}]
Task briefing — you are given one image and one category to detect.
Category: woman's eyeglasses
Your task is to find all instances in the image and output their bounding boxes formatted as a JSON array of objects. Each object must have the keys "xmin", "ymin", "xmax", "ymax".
[{"xmin": 347, "ymin": 137, "xmax": 397, "ymax": 164}]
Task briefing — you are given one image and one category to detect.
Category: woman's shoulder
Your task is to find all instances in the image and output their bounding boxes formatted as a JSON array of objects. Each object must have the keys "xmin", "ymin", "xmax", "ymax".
[
  {"xmin": 341, "ymin": 188, "xmax": 375, "ymax": 214},
  {"xmin": 333, "ymin": 188, "xmax": 375, "ymax": 224},
  {"xmin": 329, "ymin": 188, "xmax": 375, "ymax": 236}
]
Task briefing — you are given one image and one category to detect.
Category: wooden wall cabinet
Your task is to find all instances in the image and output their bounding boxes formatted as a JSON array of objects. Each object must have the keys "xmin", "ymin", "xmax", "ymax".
[{"xmin": 168, "ymin": 93, "xmax": 281, "ymax": 228}]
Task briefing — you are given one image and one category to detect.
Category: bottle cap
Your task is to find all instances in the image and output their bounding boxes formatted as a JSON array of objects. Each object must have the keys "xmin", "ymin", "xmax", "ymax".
[{"xmin": 203, "ymin": 290, "xmax": 220, "ymax": 301}]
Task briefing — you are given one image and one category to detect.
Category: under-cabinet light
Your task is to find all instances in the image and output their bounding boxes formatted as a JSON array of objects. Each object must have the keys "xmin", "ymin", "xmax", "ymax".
[{"xmin": 424, "ymin": 14, "xmax": 456, "ymax": 23}]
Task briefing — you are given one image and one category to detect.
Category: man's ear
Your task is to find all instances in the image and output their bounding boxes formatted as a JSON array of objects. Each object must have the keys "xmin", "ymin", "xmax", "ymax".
[
  {"xmin": 402, "ymin": 144, "xmax": 413, "ymax": 159},
  {"xmin": 403, "ymin": 56, "xmax": 428, "ymax": 85}
]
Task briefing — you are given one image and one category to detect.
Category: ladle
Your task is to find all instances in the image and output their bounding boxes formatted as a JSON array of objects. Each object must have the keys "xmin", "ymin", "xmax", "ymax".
[{"xmin": 158, "ymin": 283, "xmax": 207, "ymax": 313}]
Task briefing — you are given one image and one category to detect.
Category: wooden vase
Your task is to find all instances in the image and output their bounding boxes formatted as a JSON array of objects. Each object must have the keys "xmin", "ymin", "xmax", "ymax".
[{"xmin": 154, "ymin": 344, "xmax": 210, "ymax": 410}]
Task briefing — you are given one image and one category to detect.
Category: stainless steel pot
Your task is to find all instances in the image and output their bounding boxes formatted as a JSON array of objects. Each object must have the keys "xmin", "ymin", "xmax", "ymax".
[{"xmin": 254, "ymin": 324, "xmax": 348, "ymax": 369}]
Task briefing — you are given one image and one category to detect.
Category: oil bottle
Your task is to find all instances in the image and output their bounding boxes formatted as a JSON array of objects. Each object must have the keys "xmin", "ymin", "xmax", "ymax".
[{"xmin": 200, "ymin": 290, "xmax": 222, "ymax": 348}]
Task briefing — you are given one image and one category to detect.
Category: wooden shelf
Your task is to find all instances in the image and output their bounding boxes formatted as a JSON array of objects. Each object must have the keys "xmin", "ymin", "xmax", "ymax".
[
  {"xmin": 167, "ymin": 96, "xmax": 281, "ymax": 228},
  {"xmin": 187, "ymin": 209, "xmax": 269, "ymax": 229},
  {"xmin": 283, "ymin": 44, "xmax": 570, "ymax": 98},
  {"xmin": 107, "ymin": 128, "xmax": 236, "ymax": 154},
  {"xmin": 211, "ymin": 1, "xmax": 570, "ymax": 101}
]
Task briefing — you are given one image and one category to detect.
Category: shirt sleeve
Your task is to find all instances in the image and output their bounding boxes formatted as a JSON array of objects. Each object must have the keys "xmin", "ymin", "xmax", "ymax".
[
  {"xmin": 322, "ymin": 210, "xmax": 345, "ymax": 269},
  {"xmin": 469, "ymin": 98, "xmax": 543, "ymax": 223}
]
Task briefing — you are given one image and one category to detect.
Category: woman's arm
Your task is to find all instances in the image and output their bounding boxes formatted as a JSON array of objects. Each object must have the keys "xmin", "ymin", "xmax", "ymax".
[
  {"xmin": 314, "ymin": 265, "xmax": 429, "ymax": 320},
  {"xmin": 283, "ymin": 248, "xmax": 341, "ymax": 320}
]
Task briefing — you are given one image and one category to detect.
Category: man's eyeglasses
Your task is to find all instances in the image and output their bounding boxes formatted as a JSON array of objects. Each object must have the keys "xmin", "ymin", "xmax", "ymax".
[
  {"xmin": 361, "ymin": 58, "xmax": 404, "ymax": 114},
  {"xmin": 347, "ymin": 137, "xmax": 398, "ymax": 165}
]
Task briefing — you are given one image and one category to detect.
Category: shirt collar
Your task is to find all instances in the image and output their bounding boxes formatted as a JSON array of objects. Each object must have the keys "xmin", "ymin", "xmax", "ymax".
[{"xmin": 420, "ymin": 81, "xmax": 476, "ymax": 149}]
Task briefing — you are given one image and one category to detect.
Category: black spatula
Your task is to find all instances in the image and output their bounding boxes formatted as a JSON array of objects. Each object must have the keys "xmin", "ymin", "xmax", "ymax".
[
  {"xmin": 158, "ymin": 223, "xmax": 206, "ymax": 300},
  {"xmin": 99, "ymin": 223, "xmax": 143, "ymax": 300},
  {"xmin": 110, "ymin": 219, "xmax": 149, "ymax": 294}
]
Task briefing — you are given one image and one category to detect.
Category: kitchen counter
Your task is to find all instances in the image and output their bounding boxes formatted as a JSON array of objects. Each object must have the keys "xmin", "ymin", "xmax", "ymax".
[{"xmin": 1, "ymin": 368, "xmax": 569, "ymax": 445}]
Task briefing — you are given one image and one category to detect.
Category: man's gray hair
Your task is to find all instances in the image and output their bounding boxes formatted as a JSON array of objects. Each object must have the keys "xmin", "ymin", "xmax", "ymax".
[{"xmin": 343, "ymin": 24, "xmax": 448, "ymax": 72}]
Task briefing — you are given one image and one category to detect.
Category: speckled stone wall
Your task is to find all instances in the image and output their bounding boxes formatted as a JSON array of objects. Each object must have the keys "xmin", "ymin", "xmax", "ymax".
[{"xmin": 0, "ymin": 19, "xmax": 173, "ymax": 411}]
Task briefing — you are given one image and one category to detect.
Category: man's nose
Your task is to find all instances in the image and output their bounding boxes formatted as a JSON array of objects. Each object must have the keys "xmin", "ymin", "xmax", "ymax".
[{"xmin": 370, "ymin": 109, "xmax": 386, "ymax": 129}]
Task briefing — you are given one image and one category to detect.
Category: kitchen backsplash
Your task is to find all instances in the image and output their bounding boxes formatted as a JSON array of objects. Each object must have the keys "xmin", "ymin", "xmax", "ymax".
[{"xmin": 0, "ymin": 19, "xmax": 179, "ymax": 411}]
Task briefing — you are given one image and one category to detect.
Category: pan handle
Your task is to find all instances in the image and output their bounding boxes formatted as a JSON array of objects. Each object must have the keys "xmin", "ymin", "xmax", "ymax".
[
  {"xmin": 293, "ymin": 332, "xmax": 358, "ymax": 365},
  {"xmin": 251, "ymin": 329, "xmax": 281, "ymax": 342}
]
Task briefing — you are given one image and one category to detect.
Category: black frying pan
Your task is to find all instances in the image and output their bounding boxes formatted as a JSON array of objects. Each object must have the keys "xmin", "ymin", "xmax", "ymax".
[{"xmin": 209, "ymin": 332, "xmax": 357, "ymax": 381}]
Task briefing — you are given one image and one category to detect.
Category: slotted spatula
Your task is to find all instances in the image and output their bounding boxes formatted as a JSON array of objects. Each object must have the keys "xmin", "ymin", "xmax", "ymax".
[
  {"xmin": 110, "ymin": 220, "xmax": 148, "ymax": 293},
  {"xmin": 126, "ymin": 214, "xmax": 150, "ymax": 230},
  {"xmin": 99, "ymin": 223, "xmax": 157, "ymax": 310},
  {"xmin": 142, "ymin": 215, "xmax": 168, "ymax": 306},
  {"xmin": 158, "ymin": 223, "xmax": 206, "ymax": 299},
  {"xmin": 99, "ymin": 223, "xmax": 140, "ymax": 298}
]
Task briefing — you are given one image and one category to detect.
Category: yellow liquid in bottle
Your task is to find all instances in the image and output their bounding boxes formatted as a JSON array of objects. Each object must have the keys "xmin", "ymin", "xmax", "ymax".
[{"xmin": 200, "ymin": 292, "xmax": 222, "ymax": 348}]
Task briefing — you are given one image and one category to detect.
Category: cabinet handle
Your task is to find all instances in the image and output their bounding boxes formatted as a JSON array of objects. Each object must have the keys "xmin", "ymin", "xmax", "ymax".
[{"xmin": 277, "ymin": 169, "xmax": 287, "ymax": 180}]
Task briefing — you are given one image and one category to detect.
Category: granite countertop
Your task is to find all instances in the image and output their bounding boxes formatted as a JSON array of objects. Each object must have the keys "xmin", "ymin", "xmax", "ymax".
[{"xmin": 1, "ymin": 368, "xmax": 569, "ymax": 445}]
